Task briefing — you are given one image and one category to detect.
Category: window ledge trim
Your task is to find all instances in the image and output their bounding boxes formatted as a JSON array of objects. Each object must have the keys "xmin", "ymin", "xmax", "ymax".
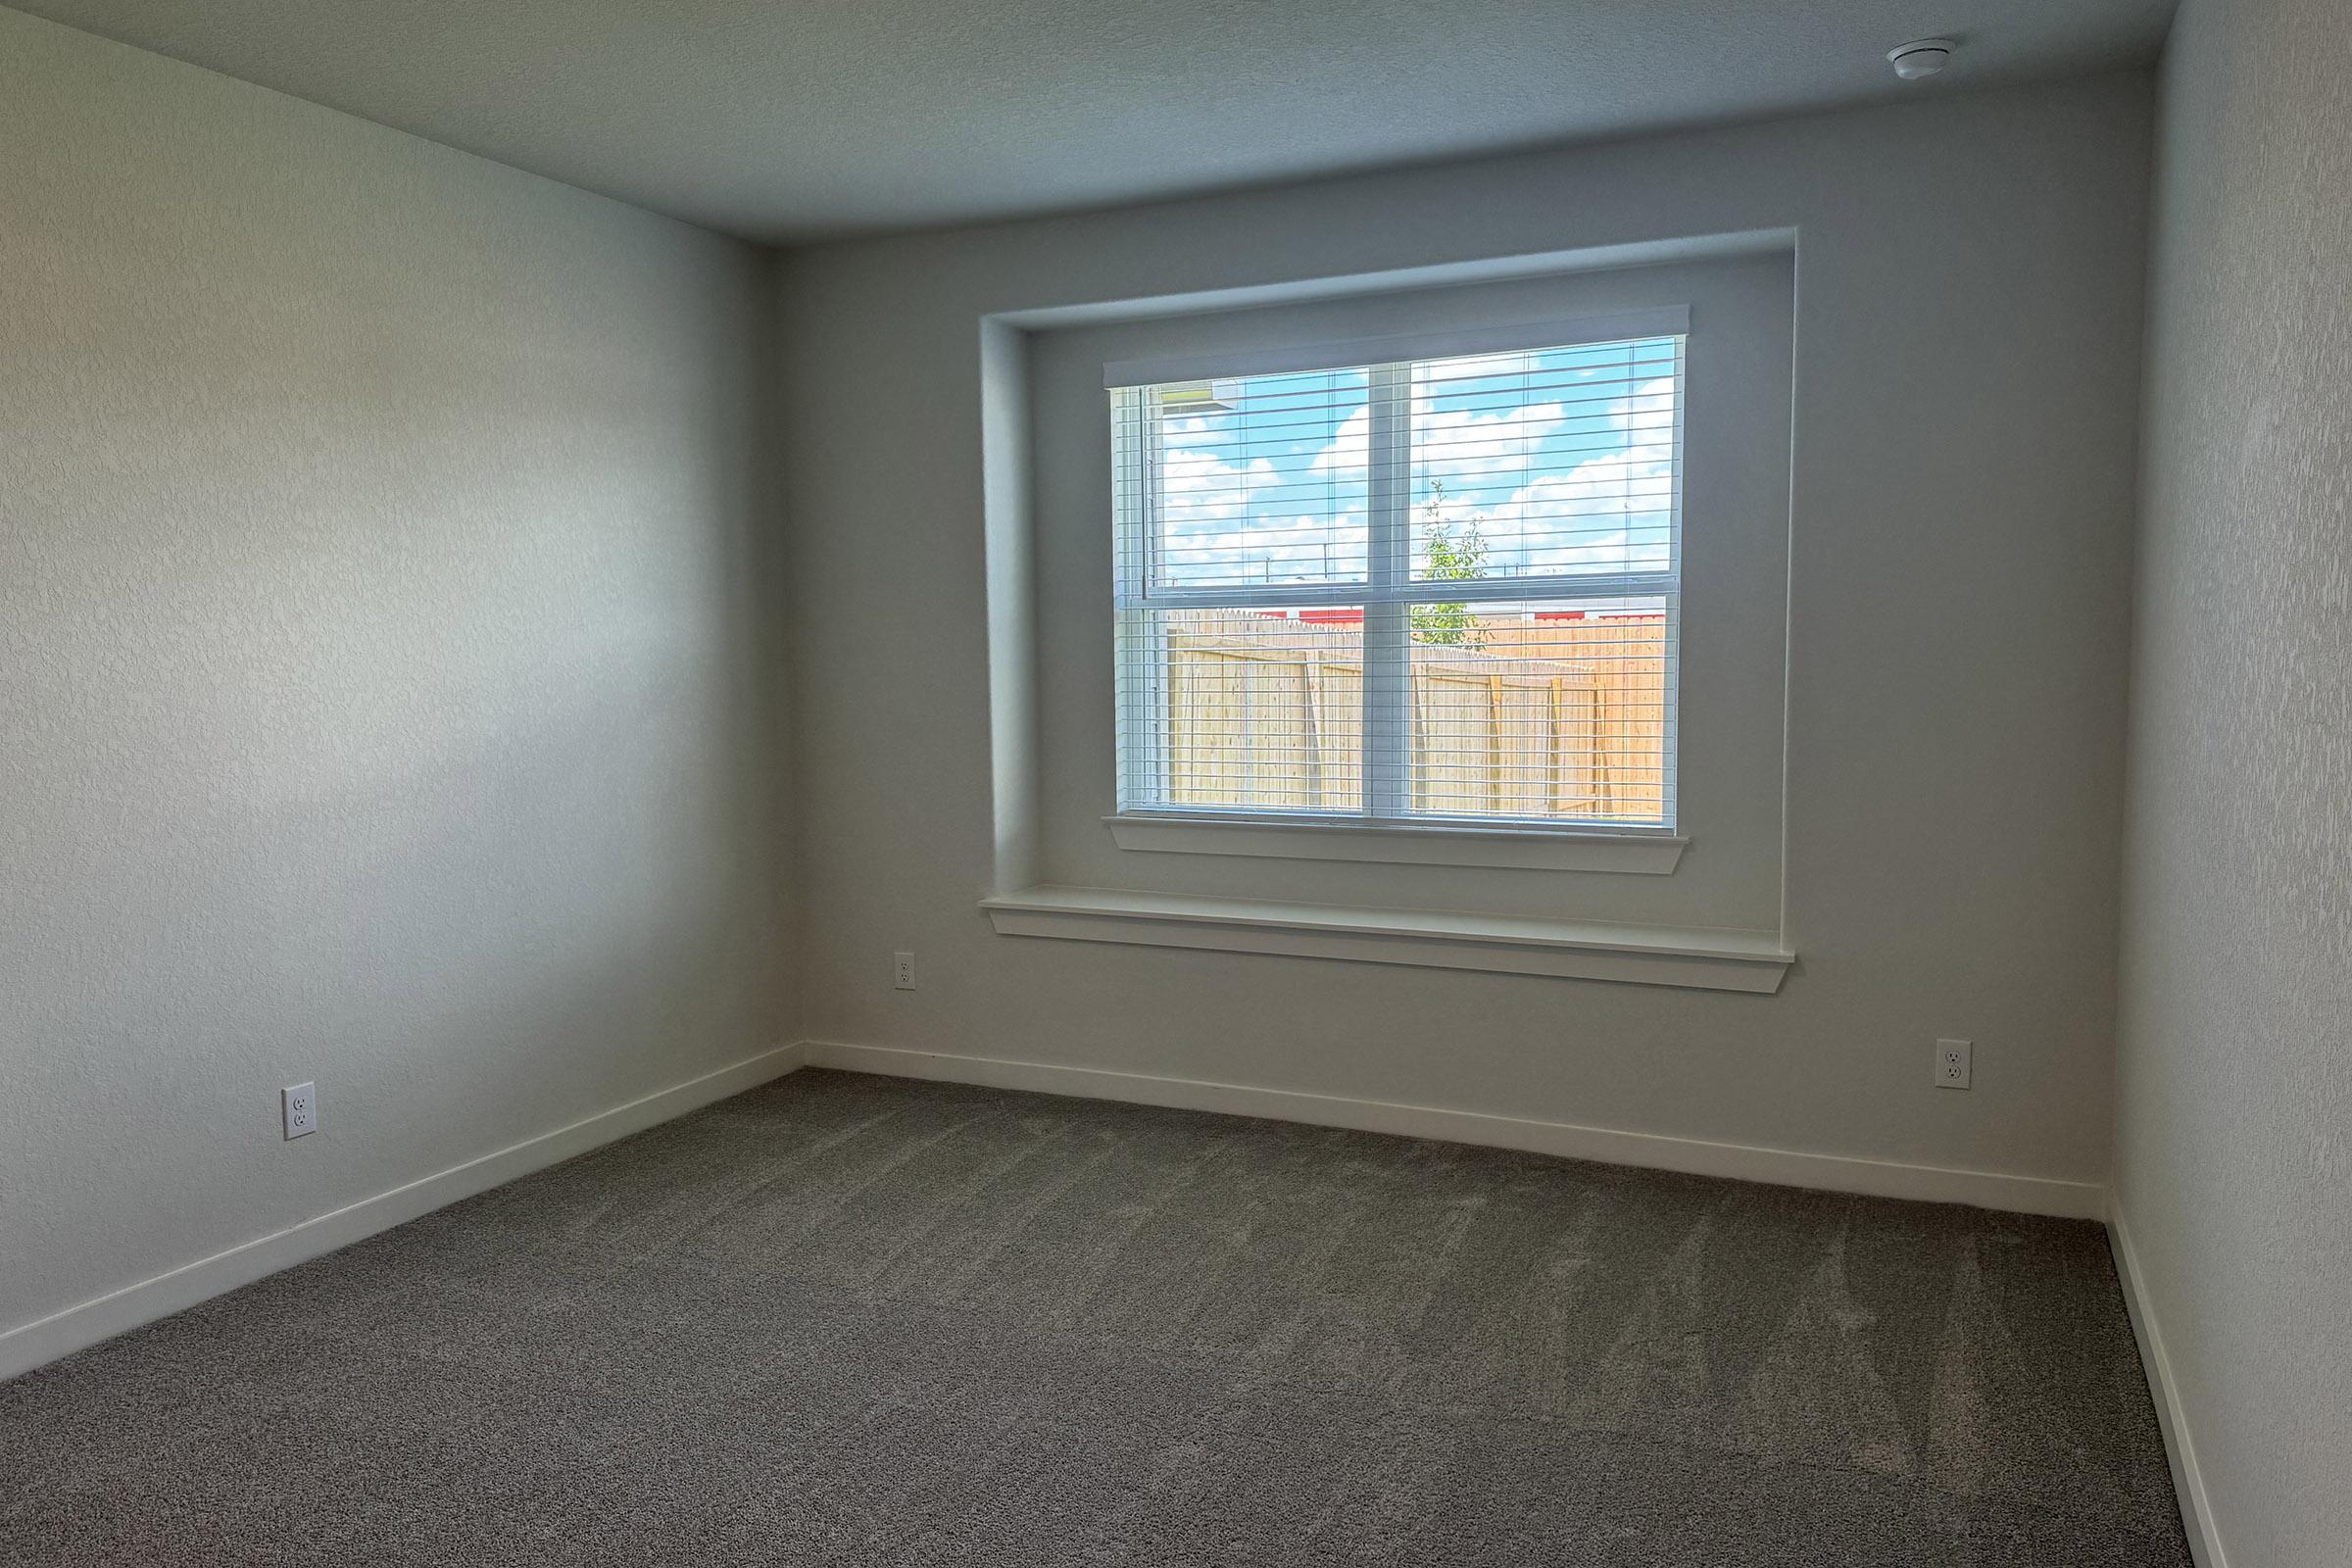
[
  {"xmin": 981, "ymin": 886, "xmax": 1790, "ymax": 994},
  {"xmin": 1104, "ymin": 812, "xmax": 1688, "ymax": 874}
]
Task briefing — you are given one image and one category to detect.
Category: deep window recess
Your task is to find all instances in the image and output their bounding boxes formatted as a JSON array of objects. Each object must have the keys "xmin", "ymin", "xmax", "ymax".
[{"xmin": 1110, "ymin": 323, "xmax": 1685, "ymax": 831}]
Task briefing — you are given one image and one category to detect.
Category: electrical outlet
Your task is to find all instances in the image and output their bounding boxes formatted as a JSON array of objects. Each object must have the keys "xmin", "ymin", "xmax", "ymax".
[
  {"xmin": 1934, "ymin": 1039, "xmax": 1972, "ymax": 1091},
  {"xmin": 282, "ymin": 1082, "xmax": 318, "ymax": 1139},
  {"xmin": 893, "ymin": 952, "xmax": 916, "ymax": 991}
]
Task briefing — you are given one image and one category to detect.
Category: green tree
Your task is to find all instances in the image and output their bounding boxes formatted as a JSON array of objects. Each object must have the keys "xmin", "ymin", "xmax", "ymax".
[{"xmin": 1411, "ymin": 481, "xmax": 1489, "ymax": 646}]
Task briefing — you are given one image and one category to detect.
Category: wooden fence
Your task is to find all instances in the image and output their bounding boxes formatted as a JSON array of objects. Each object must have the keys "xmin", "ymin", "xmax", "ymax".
[{"xmin": 1161, "ymin": 612, "xmax": 1668, "ymax": 821}]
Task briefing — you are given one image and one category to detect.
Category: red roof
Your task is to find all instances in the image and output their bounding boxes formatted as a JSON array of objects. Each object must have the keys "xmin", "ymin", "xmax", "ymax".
[{"xmin": 1262, "ymin": 608, "xmax": 1659, "ymax": 625}]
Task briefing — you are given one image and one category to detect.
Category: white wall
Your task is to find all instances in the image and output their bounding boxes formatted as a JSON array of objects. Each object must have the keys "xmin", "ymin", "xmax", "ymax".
[
  {"xmin": 0, "ymin": 10, "xmax": 794, "ymax": 1347},
  {"xmin": 778, "ymin": 75, "xmax": 2151, "ymax": 1195},
  {"xmin": 2116, "ymin": 0, "xmax": 2352, "ymax": 1560}
]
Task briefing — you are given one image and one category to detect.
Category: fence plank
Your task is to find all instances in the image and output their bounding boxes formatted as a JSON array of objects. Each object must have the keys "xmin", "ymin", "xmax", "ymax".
[{"xmin": 1157, "ymin": 611, "xmax": 1665, "ymax": 822}]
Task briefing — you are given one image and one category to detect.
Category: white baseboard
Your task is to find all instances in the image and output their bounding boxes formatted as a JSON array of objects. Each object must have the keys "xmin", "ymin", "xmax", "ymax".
[
  {"xmin": 0, "ymin": 1041, "xmax": 808, "ymax": 1384},
  {"xmin": 4, "ymin": 1035, "xmax": 2116, "ymax": 1390},
  {"xmin": 2109, "ymin": 1204, "xmax": 2229, "ymax": 1568},
  {"xmin": 802, "ymin": 1041, "xmax": 2108, "ymax": 1219}
]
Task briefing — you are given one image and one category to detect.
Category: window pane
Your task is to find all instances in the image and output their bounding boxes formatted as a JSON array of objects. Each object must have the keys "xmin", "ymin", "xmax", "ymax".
[
  {"xmin": 1406, "ymin": 598, "xmax": 1672, "ymax": 823},
  {"xmin": 1146, "ymin": 369, "xmax": 1369, "ymax": 591},
  {"xmin": 1409, "ymin": 338, "xmax": 1679, "ymax": 584},
  {"xmin": 1120, "ymin": 608, "xmax": 1363, "ymax": 811},
  {"xmin": 1115, "ymin": 333, "xmax": 1684, "ymax": 830}
]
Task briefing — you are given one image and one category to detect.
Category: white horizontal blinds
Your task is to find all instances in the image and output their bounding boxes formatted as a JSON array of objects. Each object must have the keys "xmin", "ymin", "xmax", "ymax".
[
  {"xmin": 1404, "ymin": 599, "xmax": 1676, "ymax": 823},
  {"xmin": 1409, "ymin": 337, "xmax": 1682, "ymax": 584},
  {"xmin": 1112, "ymin": 328, "xmax": 1683, "ymax": 829},
  {"xmin": 1140, "ymin": 608, "xmax": 1367, "ymax": 811},
  {"xmin": 1141, "ymin": 368, "xmax": 1370, "ymax": 593}
]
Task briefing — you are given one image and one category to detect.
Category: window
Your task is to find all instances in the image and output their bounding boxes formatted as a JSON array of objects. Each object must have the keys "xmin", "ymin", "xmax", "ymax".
[{"xmin": 1110, "ymin": 318, "xmax": 1684, "ymax": 832}]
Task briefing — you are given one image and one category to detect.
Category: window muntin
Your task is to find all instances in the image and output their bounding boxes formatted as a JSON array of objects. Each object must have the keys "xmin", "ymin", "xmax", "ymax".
[{"xmin": 1113, "ymin": 331, "xmax": 1683, "ymax": 830}]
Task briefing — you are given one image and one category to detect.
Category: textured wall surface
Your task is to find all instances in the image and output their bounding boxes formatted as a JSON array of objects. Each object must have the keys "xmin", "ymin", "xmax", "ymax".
[
  {"xmin": 777, "ymin": 77, "xmax": 2152, "ymax": 1191},
  {"xmin": 0, "ymin": 11, "xmax": 792, "ymax": 1339},
  {"xmin": 2116, "ymin": 0, "xmax": 2352, "ymax": 1560}
]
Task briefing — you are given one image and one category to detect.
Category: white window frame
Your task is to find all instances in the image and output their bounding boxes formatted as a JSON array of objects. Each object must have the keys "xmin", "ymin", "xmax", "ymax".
[{"xmin": 1108, "ymin": 309, "xmax": 1689, "ymax": 858}]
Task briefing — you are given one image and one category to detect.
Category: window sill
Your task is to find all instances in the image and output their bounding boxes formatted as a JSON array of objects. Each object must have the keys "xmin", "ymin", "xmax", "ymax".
[
  {"xmin": 980, "ymin": 886, "xmax": 1791, "ymax": 994},
  {"xmin": 1104, "ymin": 813, "xmax": 1687, "ymax": 874}
]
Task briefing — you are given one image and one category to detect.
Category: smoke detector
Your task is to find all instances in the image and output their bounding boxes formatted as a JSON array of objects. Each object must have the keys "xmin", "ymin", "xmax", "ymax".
[{"xmin": 1887, "ymin": 38, "xmax": 1955, "ymax": 79}]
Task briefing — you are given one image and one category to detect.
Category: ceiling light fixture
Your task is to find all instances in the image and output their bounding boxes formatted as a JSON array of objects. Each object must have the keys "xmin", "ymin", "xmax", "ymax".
[{"xmin": 1887, "ymin": 38, "xmax": 1956, "ymax": 80}]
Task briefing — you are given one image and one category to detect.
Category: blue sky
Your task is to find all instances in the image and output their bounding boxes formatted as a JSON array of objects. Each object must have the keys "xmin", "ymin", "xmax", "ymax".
[{"xmin": 1151, "ymin": 337, "xmax": 1679, "ymax": 592}]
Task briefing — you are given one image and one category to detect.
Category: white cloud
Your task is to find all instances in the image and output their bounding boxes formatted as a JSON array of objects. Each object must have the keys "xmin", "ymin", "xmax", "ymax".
[
  {"xmin": 1157, "ymin": 436, "xmax": 1368, "ymax": 586},
  {"xmin": 1305, "ymin": 407, "xmax": 1371, "ymax": 476},
  {"xmin": 1160, "ymin": 444, "xmax": 1282, "ymax": 523},
  {"xmin": 1416, "ymin": 377, "xmax": 1677, "ymax": 575},
  {"xmin": 1308, "ymin": 386, "xmax": 1573, "ymax": 488}
]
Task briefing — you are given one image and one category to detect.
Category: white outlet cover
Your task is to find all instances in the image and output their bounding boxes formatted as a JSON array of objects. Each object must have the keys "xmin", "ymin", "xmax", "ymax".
[
  {"xmin": 1934, "ymin": 1039, "xmax": 1972, "ymax": 1090},
  {"xmin": 282, "ymin": 1082, "xmax": 318, "ymax": 1139},
  {"xmin": 893, "ymin": 952, "xmax": 916, "ymax": 991}
]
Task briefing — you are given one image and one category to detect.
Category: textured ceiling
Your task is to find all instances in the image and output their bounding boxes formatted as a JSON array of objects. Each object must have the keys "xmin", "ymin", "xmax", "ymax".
[{"xmin": 9, "ymin": 0, "xmax": 2174, "ymax": 240}]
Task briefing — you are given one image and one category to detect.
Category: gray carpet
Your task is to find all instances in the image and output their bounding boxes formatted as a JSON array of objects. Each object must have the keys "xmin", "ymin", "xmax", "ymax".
[{"xmin": 2, "ymin": 1070, "xmax": 2189, "ymax": 1565}]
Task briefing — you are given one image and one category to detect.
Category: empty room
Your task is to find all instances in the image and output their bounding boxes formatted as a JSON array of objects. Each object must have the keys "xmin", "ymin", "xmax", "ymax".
[{"xmin": 2, "ymin": 0, "xmax": 2345, "ymax": 1562}]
